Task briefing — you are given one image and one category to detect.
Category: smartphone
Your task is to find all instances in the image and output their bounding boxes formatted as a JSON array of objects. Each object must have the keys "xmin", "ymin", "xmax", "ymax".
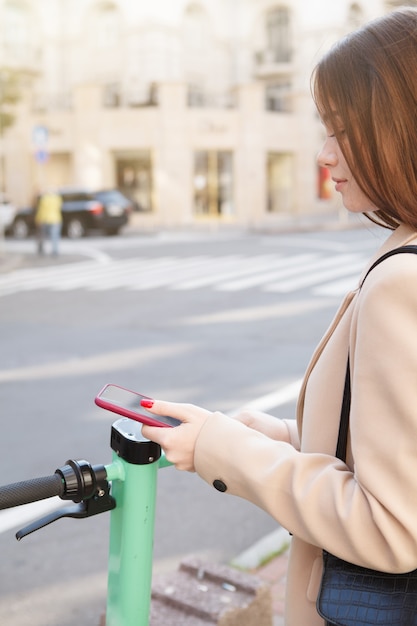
[{"xmin": 95, "ymin": 384, "xmax": 181, "ymax": 428}]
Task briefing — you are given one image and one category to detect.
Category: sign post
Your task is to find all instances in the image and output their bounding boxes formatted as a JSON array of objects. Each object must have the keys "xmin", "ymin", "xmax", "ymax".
[{"xmin": 32, "ymin": 125, "xmax": 49, "ymax": 191}]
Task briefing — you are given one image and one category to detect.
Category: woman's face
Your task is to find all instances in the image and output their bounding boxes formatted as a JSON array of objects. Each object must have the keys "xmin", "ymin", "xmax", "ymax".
[{"xmin": 317, "ymin": 123, "xmax": 376, "ymax": 213}]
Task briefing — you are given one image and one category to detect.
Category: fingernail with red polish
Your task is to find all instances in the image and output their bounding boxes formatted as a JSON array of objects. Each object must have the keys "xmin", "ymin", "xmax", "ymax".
[{"xmin": 141, "ymin": 398, "xmax": 154, "ymax": 408}]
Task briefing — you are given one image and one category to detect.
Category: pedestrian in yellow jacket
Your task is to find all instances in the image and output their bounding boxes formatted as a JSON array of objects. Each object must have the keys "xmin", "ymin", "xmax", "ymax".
[{"xmin": 35, "ymin": 191, "xmax": 63, "ymax": 256}]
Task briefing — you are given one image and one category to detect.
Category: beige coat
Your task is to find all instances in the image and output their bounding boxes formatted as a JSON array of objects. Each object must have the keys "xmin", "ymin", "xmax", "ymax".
[{"xmin": 194, "ymin": 224, "xmax": 417, "ymax": 625}]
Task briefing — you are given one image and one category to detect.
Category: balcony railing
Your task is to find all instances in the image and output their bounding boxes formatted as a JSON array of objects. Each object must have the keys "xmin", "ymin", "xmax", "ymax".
[
  {"xmin": 253, "ymin": 48, "xmax": 293, "ymax": 78},
  {"xmin": 102, "ymin": 83, "xmax": 158, "ymax": 108},
  {"xmin": 187, "ymin": 86, "xmax": 237, "ymax": 109}
]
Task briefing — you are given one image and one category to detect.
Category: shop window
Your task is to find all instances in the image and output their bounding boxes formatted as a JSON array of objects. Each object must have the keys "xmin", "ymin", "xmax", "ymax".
[
  {"xmin": 116, "ymin": 152, "xmax": 153, "ymax": 212},
  {"xmin": 193, "ymin": 151, "xmax": 234, "ymax": 217},
  {"xmin": 267, "ymin": 152, "xmax": 293, "ymax": 212}
]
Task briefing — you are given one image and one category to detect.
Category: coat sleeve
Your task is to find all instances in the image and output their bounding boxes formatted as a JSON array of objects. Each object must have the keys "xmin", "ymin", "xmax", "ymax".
[{"xmin": 194, "ymin": 257, "xmax": 417, "ymax": 573}]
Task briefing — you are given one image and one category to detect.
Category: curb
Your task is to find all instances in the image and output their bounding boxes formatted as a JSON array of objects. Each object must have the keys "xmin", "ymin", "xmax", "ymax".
[
  {"xmin": 125, "ymin": 213, "xmax": 368, "ymax": 237},
  {"xmin": 231, "ymin": 527, "xmax": 291, "ymax": 571},
  {"xmin": 231, "ymin": 528, "xmax": 291, "ymax": 626}
]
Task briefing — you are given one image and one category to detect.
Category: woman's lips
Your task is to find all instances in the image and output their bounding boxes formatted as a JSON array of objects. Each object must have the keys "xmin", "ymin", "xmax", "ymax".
[{"xmin": 333, "ymin": 178, "xmax": 347, "ymax": 192}]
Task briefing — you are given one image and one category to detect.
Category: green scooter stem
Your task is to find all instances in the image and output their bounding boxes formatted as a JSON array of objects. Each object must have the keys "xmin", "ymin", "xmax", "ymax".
[{"xmin": 104, "ymin": 418, "xmax": 168, "ymax": 626}]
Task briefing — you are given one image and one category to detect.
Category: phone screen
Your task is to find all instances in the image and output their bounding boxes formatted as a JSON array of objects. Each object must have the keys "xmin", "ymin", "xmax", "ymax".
[{"xmin": 95, "ymin": 384, "xmax": 181, "ymax": 427}]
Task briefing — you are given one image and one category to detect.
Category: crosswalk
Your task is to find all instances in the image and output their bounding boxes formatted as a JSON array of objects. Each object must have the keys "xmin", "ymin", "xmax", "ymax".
[{"xmin": 0, "ymin": 252, "xmax": 367, "ymax": 298}]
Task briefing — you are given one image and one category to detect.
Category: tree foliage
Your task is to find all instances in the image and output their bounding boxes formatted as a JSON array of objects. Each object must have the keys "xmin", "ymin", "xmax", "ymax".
[{"xmin": 0, "ymin": 69, "xmax": 21, "ymax": 136}]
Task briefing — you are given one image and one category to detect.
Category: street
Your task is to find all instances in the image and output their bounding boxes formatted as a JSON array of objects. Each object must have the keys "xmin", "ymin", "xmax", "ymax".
[{"xmin": 0, "ymin": 225, "xmax": 388, "ymax": 625}]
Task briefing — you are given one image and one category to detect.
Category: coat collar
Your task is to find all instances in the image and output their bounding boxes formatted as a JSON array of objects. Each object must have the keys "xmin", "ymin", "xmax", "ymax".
[{"xmin": 295, "ymin": 224, "xmax": 417, "ymax": 435}]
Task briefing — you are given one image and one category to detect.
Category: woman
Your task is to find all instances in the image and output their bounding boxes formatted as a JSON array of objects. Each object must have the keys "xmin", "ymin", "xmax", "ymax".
[{"xmin": 142, "ymin": 9, "xmax": 417, "ymax": 625}]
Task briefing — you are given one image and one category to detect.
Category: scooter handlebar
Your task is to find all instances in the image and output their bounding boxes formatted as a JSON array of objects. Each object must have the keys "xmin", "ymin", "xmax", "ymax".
[{"xmin": 0, "ymin": 474, "xmax": 64, "ymax": 510}]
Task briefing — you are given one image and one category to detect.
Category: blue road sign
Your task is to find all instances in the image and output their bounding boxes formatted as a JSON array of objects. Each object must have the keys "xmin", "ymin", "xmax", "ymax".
[
  {"xmin": 35, "ymin": 149, "xmax": 48, "ymax": 163},
  {"xmin": 32, "ymin": 125, "xmax": 48, "ymax": 148}
]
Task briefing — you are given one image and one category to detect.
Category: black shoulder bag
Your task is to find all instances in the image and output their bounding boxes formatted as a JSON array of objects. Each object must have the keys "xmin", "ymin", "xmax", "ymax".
[{"xmin": 317, "ymin": 245, "xmax": 417, "ymax": 626}]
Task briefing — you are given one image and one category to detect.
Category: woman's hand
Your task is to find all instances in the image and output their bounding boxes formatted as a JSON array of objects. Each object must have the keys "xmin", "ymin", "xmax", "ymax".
[
  {"xmin": 141, "ymin": 400, "xmax": 214, "ymax": 471},
  {"xmin": 232, "ymin": 409, "xmax": 291, "ymax": 443}
]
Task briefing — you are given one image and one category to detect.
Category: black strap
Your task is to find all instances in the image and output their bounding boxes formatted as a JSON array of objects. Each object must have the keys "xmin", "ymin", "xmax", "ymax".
[
  {"xmin": 336, "ymin": 245, "xmax": 417, "ymax": 461},
  {"xmin": 360, "ymin": 244, "xmax": 417, "ymax": 287},
  {"xmin": 336, "ymin": 355, "xmax": 351, "ymax": 461}
]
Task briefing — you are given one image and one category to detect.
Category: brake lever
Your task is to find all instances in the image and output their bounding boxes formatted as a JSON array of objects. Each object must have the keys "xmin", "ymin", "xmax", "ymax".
[
  {"xmin": 16, "ymin": 468, "xmax": 116, "ymax": 540},
  {"xmin": 16, "ymin": 502, "xmax": 88, "ymax": 540}
]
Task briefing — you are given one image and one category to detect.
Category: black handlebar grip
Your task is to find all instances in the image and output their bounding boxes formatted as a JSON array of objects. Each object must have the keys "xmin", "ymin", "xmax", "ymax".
[{"xmin": 0, "ymin": 474, "xmax": 64, "ymax": 510}]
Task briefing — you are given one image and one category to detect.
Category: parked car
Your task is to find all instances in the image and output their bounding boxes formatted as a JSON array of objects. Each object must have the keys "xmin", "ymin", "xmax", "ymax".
[
  {"xmin": 0, "ymin": 192, "xmax": 17, "ymax": 232},
  {"xmin": 6, "ymin": 188, "xmax": 133, "ymax": 239}
]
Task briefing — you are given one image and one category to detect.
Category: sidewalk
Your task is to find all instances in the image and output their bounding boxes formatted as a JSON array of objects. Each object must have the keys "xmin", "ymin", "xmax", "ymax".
[{"xmin": 0, "ymin": 248, "xmax": 90, "ymax": 273}]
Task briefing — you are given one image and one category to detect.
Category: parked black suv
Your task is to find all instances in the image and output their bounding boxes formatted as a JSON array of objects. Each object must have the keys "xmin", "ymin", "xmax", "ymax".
[{"xmin": 7, "ymin": 188, "xmax": 132, "ymax": 239}]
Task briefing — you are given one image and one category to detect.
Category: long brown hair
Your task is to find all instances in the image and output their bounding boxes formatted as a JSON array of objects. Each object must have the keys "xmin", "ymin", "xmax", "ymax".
[{"xmin": 312, "ymin": 8, "xmax": 417, "ymax": 230}]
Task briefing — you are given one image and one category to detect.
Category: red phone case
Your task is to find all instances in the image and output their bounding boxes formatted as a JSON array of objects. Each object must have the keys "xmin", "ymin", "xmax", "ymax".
[{"xmin": 95, "ymin": 384, "xmax": 179, "ymax": 428}]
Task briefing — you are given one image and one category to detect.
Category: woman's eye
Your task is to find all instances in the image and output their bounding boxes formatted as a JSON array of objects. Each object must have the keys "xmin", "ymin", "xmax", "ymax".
[{"xmin": 328, "ymin": 129, "xmax": 345, "ymax": 138}]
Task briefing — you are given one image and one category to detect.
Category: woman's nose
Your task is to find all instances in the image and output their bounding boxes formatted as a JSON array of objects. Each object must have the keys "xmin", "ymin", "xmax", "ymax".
[{"xmin": 317, "ymin": 139, "xmax": 337, "ymax": 168}]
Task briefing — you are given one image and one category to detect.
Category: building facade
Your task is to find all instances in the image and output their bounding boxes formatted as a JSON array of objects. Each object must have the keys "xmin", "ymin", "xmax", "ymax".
[{"xmin": 0, "ymin": 0, "xmax": 413, "ymax": 228}]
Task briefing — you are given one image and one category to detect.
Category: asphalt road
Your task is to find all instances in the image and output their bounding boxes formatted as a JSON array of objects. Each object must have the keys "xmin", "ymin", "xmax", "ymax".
[{"xmin": 0, "ymin": 224, "xmax": 387, "ymax": 625}]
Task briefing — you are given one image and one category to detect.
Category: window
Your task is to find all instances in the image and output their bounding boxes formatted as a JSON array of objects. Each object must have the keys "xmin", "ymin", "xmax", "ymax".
[
  {"xmin": 183, "ymin": 4, "xmax": 210, "ymax": 98},
  {"xmin": 267, "ymin": 153, "xmax": 294, "ymax": 213},
  {"xmin": 265, "ymin": 82, "xmax": 292, "ymax": 112},
  {"xmin": 266, "ymin": 7, "xmax": 291, "ymax": 63},
  {"xmin": 193, "ymin": 151, "xmax": 234, "ymax": 217},
  {"xmin": 2, "ymin": 1, "xmax": 38, "ymax": 67},
  {"xmin": 94, "ymin": 4, "xmax": 120, "ymax": 48},
  {"xmin": 183, "ymin": 3, "xmax": 208, "ymax": 51},
  {"xmin": 103, "ymin": 83, "xmax": 121, "ymax": 108},
  {"xmin": 347, "ymin": 4, "xmax": 363, "ymax": 29},
  {"xmin": 126, "ymin": 83, "xmax": 158, "ymax": 108},
  {"xmin": 3, "ymin": 2, "xmax": 28, "ymax": 48},
  {"xmin": 188, "ymin": 84, "xmax": 206, "ymax": 107},
  {"xmin": 116, "ymin": 152, "xmax": 153, "ymax": 212}
]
